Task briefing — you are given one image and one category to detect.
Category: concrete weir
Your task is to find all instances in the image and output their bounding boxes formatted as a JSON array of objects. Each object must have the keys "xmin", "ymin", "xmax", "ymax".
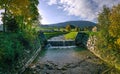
[{"xmin": 47, "ymin": 40, "xmax": 75, "ymax": 46}]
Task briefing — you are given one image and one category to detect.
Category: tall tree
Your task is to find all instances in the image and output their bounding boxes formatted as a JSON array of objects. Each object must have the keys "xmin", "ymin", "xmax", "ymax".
[
  {"xmin": 97, "ymin": 6, "xmax": 111, "ymax": 48},
  {"xmin": 109, "ymin": 4, "xmax": 120, "ymax": 48},
  {"xmin": 0, "ymin": 0, "xmax": 33, "ymax": 32},
  {"xmin": 0, "ymin": 0, "xmax": 40, "ymax": 32}
]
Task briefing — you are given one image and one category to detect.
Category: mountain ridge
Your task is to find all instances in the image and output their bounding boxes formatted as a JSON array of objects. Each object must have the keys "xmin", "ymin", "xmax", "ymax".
[{"xmin": 40, "ymin": 20, "xmax": 96, "ymax": 28}]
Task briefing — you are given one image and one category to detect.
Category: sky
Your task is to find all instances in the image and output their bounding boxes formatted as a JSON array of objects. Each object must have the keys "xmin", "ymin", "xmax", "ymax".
[
  {"xmin": 38, "ymin": 0, "xmax": 120, "ymax": 24},
  {"xmin": 0, "ymin": 0, "xmax": 120, "ymax": 25}
]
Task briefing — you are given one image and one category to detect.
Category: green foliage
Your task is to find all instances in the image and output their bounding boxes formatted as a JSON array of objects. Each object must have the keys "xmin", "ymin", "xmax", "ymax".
[
  {"xmin": 6, "ymin": 17, "xmax": 19, "ymax": 32},
  {"xmin": 96, "ymin": 4, "xmax": 120, "ymax": 71},
  {"xmin": 109, "ymin": 4, "xmax": 120, "ymax": 49},
  {"xmin": 0, "ymin": 33, "xmax": 23, "ymax": 67},
  {"xmin": 0, "ymin": 0, "xmax": 40, "ymax": 32},
  {"xmin": 97, "ymin": 4, "xmax": 120, "ymax": 50},
  {"xmin": 44, "ymin": 32, "xmax": 67, "ymax": 39},
  {"xmin": 74, "ymin": 27, "xmax": 80, "ymax": 32},
  {"xmin": 64, "ymin": 32, "xmax": 78, "ymax": 40},
  {"xmin": 0, "ymin": 0, "xmax": 40, "ymax": 71},
  {"xmin": 97, "ymin": 5, "xmax": 111, "ymax": 48},
  {"xmin": 82, "ymin": 31, "xmax": 98, "ymax": 36},
  {"xmin": 65, "ymin": 24, "xmax": 71, "ymax": 31}
]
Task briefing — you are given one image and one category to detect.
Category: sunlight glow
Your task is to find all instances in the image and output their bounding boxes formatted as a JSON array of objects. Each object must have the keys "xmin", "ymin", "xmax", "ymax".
[{"xmin": 41, "ymin": 19, "xmax": 50, "ymax": 24}]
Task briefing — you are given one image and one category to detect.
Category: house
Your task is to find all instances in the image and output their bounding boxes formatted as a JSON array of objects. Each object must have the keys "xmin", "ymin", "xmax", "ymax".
[{"xmin": 92, "ymin": 26, "xmax": 97, "ymax": 32}]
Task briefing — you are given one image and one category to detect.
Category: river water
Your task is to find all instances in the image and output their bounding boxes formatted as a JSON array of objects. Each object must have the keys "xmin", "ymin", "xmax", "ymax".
[
  {"xmin": 23, "ymin": 46, "xmax": 110, "ymax": 74},
  {"xmin": 23, "ymin": 34, "xmax": 120, "ymax": 74}
]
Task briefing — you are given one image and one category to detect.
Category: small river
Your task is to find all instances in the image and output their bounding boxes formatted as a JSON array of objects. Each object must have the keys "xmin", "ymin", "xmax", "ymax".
[
  {"xmin": 23, "ymin": 35, "xmax": 119, "ymax": 74},
  {"xmin": 23, "ymin": 46, "xmax": 109, "ymax": 74}
]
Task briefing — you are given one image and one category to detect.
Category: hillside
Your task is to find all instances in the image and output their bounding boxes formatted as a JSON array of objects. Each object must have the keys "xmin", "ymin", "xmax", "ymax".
[{"xmin": 40, "ymin": 21, "xmax": 96, "ymax": 28}]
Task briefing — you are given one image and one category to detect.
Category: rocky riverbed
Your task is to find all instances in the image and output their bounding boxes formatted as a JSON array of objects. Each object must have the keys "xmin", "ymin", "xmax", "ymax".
[
  {"xmin": 22, "ymin": 34, "xmax": 120, "ymax": 74},
  {"xmin": 23, "ymin": 47, "xmax": 108, "ymax": 74}
]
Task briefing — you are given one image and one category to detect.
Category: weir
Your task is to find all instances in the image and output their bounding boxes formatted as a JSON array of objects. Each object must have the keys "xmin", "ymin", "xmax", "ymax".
[{"xmin": 47, "ymin": 40, "xmax": 75, "ymax": 46}]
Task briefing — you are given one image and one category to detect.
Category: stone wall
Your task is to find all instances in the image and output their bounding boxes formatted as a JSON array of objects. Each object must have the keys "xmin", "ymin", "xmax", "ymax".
[
  {"xmin": 75, "ymin": 32, "xmax": 120, "ymax": 71},
  {"xmin": 18, "ymin": 31, "xmax": 47, "ymax": 74},
  {"xmin": 75, "ymin": 32, "xmax": 89, "ymax": 47}
]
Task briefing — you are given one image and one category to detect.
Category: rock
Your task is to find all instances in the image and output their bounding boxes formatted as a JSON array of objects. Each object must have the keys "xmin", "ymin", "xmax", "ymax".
[
  {"xmin": 69, "ymin": 64, "xmax": 78, "ymax": 68},
  {"xmin": 30, "ymin": 65, "xmax": 36, "ymax": 69},
  {"xmin": 33, "ymin": 71, "xmax": 36, "ymax": 74},
  {"xmin": 45, "ymin": 63, "xmax": 54, "ymax": 70},
  {"xmin": 86, "ymin": 56, "xmax": 91, "ymax": 59},
  {"xmin": 61, "ymin": 67, "xmax": 67, "ymax": 70},
  {"xmin": 62, "ymin": 71, "xmax": 66, "ymax": 74},
  {"xmin": 57, "ymin": 66, "xmax": 62, "ymax": 70},
  {"xmin": 64, "ymin": 63, "xmax": 71, "ymax": 68},
  {"xmin": 36, "ymin": 63, "xmax": 45, "ymax": 69}
]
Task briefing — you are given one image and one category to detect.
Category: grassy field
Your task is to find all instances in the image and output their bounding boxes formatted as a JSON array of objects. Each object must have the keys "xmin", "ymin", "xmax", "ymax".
[
  {"xmin": 44, "ymin": 31, "xmax": 67, "ymax": 39},
  {"xmin": 64, "ymin": 32, "xmax": 78, "ymax": 40}
]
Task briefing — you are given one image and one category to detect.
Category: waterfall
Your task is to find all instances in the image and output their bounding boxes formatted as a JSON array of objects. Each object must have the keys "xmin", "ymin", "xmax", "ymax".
[
  {"xmin": 47, "ymin": 40, "xmax": 75, "ymax": 46},
  {"xmin": 63, "ymin": 41, "xmax": 65, "ymax": 46}
]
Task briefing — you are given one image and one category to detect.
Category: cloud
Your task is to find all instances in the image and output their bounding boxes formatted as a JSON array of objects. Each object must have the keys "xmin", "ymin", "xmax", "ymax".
[
  {"xmin": 47, "ymin": 0, "xmax": 120, "ymax": 21},
  {"xmin": 47, "ymin": 0, "xmax": 57, "ymax": 5}
]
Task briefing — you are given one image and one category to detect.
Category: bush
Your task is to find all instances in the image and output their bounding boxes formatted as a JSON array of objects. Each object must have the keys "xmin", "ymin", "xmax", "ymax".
[{"xmin": 0, "ymin": 33, "xmax": 24, "ymax": 68}]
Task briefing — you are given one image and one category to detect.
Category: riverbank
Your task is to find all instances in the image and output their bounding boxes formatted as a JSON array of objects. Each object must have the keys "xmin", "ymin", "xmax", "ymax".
[
  {"xmin": 23, "ymin": 34, "xmax": 112, "ymax": 74},
  {"xmin": 75, "ymin": 32, "xmax": 120, "ymax": 73}
]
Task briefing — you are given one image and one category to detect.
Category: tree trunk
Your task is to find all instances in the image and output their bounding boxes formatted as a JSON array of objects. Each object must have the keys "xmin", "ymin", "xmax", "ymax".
[{"xmin": 3, "ymin": 4, "xmax": 7, "ymax": 32}]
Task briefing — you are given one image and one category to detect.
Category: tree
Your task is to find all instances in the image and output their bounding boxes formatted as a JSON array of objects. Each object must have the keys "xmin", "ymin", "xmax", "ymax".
[
  {"xmin": 0, "ymin": 0, "xmax": 30, "ymax": 32},
  {"xmin": 66, "ymin": 24, "xmax": 71, "ymax": 31},
  {"xmin": 109, "ymin": 4, "xmax": 120, "ymax": 48},
  {"xmin": 0, "ymin": 0, "xmax": 40, "ymax": 32},
  {"xmin": 97, "ymin": 6, "xmax": 111, "ymax": 48},
  {"xmin": 75, "ymin": 27, "xmax": 79, "ymax": 32}
]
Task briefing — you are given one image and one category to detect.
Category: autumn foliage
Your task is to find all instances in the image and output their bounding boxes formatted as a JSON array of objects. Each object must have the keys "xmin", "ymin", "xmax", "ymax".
[{"xmin": 97, "ymin": 4, "xmax": 120, "ymax": 51}]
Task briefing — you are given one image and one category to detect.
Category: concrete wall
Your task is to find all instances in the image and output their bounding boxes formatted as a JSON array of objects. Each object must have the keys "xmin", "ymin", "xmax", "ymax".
[{"xmin": 48, "ymin": 40, "xmax": 75, "ymax": 46}]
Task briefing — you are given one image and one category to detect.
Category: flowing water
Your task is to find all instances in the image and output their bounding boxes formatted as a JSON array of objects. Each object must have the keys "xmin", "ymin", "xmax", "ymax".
[
  {"xmin": 23, "ymin": 35, "xmax": 119, "ymax": 74},
  {"xmin": 23, "ymin": 46, "xmax": 110, "ymax": 74}
]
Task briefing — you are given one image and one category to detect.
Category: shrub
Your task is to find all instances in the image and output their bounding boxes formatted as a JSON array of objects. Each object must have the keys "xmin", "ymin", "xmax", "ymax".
[{"xmin": 0, "ymin": 33, "xmax": 24, "ymax": 68}]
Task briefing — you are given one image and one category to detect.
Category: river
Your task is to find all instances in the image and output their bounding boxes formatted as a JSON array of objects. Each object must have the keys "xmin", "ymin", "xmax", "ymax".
[
  {"xmin": 23, "ymin": 46, "xmax": 110, "ymax": 74},
  {"xmin": 23, "ymin": 35, "xmax": 119, "ymax": 74}
]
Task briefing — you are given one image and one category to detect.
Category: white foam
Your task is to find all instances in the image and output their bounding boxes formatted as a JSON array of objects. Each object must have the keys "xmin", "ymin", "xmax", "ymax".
[{"xmin": 48, "ymin": 46, "xmax": 77, "ymax": 49}]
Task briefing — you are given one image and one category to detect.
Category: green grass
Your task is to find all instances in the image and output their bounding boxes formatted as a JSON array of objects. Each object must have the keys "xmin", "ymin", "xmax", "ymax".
[
  {"xmin": 44, "ymin": 31, "xmax": 67, "ymax": 39},
  {"xmin": 80, "ymin": 31, "xmax": 98, "ymax": 36},
  {"xmin": 64, "ymin": 32, "xmax": 78, "ymax": 40}
]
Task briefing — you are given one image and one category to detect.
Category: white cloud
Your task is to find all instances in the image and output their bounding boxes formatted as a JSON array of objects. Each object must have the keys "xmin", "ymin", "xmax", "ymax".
[
  {"xmin": 47, "ymin": 0, "xmax": 57, "ymax": 5},
  {"xmin": 47, "ymin": 0, "xmax": 120, "ymax": 21}
]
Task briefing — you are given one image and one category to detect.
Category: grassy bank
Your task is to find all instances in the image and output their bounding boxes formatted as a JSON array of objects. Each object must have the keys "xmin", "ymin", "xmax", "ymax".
[
  {"xmin": 44, "ymin": 31, "xmax": 67, "ymax": 39},
  {"xmin": 64, "ymin": 32, "xmax": 78, "ymax": 40}
]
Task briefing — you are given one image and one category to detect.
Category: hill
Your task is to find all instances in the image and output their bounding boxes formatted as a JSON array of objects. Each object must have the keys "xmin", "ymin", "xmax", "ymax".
[{"xmin": 40, "ymin": 21, "xmax": 96, "ymax": 28}]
